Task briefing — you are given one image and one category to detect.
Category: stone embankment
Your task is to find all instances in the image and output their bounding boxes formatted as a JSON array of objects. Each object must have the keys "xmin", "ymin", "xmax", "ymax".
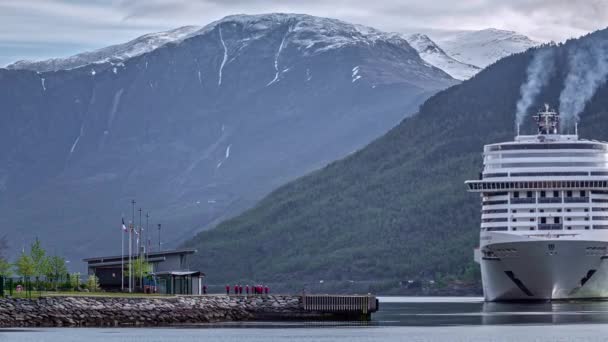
[{"xmin": 0, "ymin": 295, "xmax": 304, "ymax": 327}]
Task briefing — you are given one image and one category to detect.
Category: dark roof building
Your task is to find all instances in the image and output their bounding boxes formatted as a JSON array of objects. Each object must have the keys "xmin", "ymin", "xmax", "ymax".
[{"xmin": 83, "ymin": 249, "xmax": 204, "ymax": 294}]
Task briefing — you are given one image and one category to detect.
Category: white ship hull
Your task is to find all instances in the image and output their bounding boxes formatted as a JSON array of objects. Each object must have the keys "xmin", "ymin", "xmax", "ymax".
[{"xmin": 481, "ymin": 239, "xmax": 608, "ymax": 301}]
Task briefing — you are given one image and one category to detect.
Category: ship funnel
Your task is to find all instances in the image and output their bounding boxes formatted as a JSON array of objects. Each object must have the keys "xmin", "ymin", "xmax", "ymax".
[{"xmin": 533, "ymin": 104, "xmax": 559, "ymax": 135}]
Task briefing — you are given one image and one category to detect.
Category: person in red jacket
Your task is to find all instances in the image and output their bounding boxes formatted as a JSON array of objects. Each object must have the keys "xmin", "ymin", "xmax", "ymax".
[
  {"xmin": 226, "ymin": 285, "xmax": 230, "ymax": 295},
  {"xmin": 246, "ymin": 285, "xmax": 250, "ymax": 295},
  {"xmin": 234, "ymin": 284, "xmax": 239, "ymax": 295}
]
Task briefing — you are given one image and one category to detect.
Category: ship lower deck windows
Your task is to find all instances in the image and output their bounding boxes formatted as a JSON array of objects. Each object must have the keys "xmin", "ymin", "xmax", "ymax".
[
  {"xmin": 482, "ymin": 218, "xmax": 509, "ymax": 223},
  {"xmin": 483, "ymin": 200, "xmax": 508, "ymax": 205},
  {"xmin": 482, "ymin": 209, "xmax": 508, "ymax": 214},
  {"xmin": 539, "ymin": 223, "xmax": 563, "ymax": 230},
  {"xmin": 468, "ymin": 180, "xmax": 608, "ymax": 191},
  {"xmin": 486, "ymin": 227, "xmax": 508, "ymax": 231},
  {"xmin": 592, "ymin": 207, "xmax": 608, "ymax": 212}
]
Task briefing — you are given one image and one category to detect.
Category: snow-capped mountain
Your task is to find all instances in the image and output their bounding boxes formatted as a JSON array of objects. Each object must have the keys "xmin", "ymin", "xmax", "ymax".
[
  {"xmin": 434, "ymin": 28, "xmax": 539, "ymax": 68},
  {"xmin": 6, "ymin": 26, "xmax": 202, "ymax": 72},
  {"xmin": 0, "ymin": 13, "xmax": 457, "ymax": 264},
  {"xmin": 405, "ymin": 33, "xmax": 480, "ymax": 80}
]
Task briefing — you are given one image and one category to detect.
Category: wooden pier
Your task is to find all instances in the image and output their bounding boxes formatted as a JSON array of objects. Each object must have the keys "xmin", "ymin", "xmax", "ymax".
[{"xmin": 302, "ymin": 294, "xmax": 379, "ymax": 321}]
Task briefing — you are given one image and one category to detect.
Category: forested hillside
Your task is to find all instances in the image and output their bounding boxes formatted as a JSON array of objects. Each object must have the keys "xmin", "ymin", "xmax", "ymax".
[{"xmin": 185, "ymin": 29, "xmax": 608, "ymax": 292}]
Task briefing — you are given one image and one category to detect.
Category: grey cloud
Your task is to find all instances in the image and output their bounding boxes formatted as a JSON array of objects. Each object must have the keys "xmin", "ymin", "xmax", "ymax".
[{"xmin": 1, "ymin": 0, "xmax": 607, "ymax": 65}]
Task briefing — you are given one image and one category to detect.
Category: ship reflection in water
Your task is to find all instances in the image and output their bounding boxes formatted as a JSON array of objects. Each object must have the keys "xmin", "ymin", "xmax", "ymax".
[{"xmin": 376, "ymin": 297, "xmax": 608, "ymax": 326}]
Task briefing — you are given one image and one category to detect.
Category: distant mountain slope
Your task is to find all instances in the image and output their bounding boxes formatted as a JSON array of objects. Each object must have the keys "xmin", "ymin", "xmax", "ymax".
[
  {"xmin": 0, "ymin": 13, "xmax": 457, "ymax": 265},
  {"xmin": 435, "ymin": 28, "xmax": 539, "ymax": 68},
  {"xmin": 406, "ymin": 34, "xmax": 480, "ymax": 80},
  {"xmin": 6, "ymin": 26, "xmax": 203, "ymax": 72},
  {"xmin": 184, "ymin": 29, "xmax": 608, "ymax": 291}
]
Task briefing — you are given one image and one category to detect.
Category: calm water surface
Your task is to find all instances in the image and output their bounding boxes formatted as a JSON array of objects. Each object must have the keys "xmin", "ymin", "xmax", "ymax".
[{"xmin": 5, "ymin": 297, "xmax": 608, "ymax": 341}]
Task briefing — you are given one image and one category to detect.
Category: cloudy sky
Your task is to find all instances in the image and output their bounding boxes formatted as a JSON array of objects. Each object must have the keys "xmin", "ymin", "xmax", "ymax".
[{"xmin": 1, "ymin": 0, "xmax": 607, "ymax": 66}]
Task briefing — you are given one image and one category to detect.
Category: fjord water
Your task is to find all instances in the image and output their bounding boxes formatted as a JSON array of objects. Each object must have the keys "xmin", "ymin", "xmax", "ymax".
[{"xmin": 5, "ymin": 297, "xmax": 608, "ymax": 341}]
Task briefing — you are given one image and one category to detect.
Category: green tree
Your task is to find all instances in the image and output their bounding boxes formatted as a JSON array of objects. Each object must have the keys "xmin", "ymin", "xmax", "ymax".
[
  {"xmin": 30, "ymin": 238, "xmax": 49, "ymax": 280},
  {"xmin": 0, "ymin": 258, "xmax": 12, "ymax": 277},
  {"xmin": 130, "ymin": 257, "xmax": 152, "ymax": 287},
  {"xmin": 0, "ymin": 235, "xmax": 9, "ymax": 278},
  {"xmin": 0, "ymin": 235, "xmax": 7, "ymax": 260},
  {"xmin": 69, "ymin": 272, "xmax": 81, "ymax": 290},
  {"xmin": 46, "ymin": 256, "xmax": 68, "ymax": 290},
  {"xmin": 86, "ymin": 275, "xmax": 100, "ymax": 292},
  {"xmin": 15, "ymin": 252, "xmax": 35, "ymax": 280}
]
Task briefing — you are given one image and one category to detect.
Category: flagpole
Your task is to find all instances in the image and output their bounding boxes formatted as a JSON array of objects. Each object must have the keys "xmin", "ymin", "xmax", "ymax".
[
  {"xmin": 130, "ymin": 200, "xmax": 135, "ymax": 293},
  {"xmin": 121, "ymin": 222, "xmax": 124, "ymax": 292},
  {"xmin": 138, "ymin": 208, "xmax": 142, "ymax": 288}
]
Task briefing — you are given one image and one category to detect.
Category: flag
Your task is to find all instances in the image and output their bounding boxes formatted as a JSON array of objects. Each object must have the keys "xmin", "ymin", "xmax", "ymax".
[{"xmin": 121, "ymin": 218, "xmax": 128, "ymax": 232}]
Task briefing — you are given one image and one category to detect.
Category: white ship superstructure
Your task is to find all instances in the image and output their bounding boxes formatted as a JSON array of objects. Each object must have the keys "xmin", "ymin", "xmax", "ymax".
[{"xmin": 466, "ymin": 105, "xmax": 608, "ymax": 301}]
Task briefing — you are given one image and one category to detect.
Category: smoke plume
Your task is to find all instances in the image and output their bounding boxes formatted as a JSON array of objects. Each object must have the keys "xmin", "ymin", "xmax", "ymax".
[
  {"xmin": 515, "ymin": 48, "xmax": 556, "ymax": 129},
  {"xmin": 559, "ymin": 38, "xmax": 608, "ymax": 132}
]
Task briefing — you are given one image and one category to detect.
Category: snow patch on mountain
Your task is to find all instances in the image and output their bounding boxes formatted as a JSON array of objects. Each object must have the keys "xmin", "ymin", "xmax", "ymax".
[
  {"xmin": 405, "ymin": 34, "xmax": 480, "ymax": 80},
  {"xmin": 6, "ymin": 26, "xmax": 202, "ymax": 72},
  {"xmin": 200, "ymin": 13, "xmax": 416, "ymax": 58},
  {"xmin": 217, "ymin": 25, "xmax": 228, "ymax": 86},
  {"xmin": 434, "ymin": 28, "xmax": 539, "ymax": 68}
]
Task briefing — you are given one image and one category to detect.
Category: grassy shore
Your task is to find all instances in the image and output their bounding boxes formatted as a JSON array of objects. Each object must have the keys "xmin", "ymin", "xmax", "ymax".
[{"xmin": 5, "ymin": 291, "xmax": 175, "ymax": 299}]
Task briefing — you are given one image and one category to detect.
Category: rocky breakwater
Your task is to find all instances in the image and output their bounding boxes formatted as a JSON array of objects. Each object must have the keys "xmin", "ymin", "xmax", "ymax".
[{"xmin": 0, "ymin": 295, "xmax": 303, "ymax": 327}]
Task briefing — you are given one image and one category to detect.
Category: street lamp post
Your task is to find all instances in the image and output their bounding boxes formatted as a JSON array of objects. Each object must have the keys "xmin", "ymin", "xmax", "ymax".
[
  {"xmin": 130, "ymin": 199, "xmax": 135, "ymax": 293},
  {"xmin": 158, "ymin": 224, "xmax": 161, "ymax": 252}
]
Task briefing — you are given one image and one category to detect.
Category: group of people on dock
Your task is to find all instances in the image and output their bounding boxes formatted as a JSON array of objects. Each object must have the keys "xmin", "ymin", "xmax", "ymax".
[{"xmin": 226, "ymin": 284, "xmax": 269, "ymax": 295}]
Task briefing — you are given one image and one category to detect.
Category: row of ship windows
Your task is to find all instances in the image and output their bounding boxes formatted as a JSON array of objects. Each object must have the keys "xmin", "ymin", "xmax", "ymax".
[
  {"xmin": 482, "ymin": 226, "xmax": 608, "ymax": 231},
  {"xmin": 483, "ymin": 191, "xmax": 608, "ymax": 196},
  {"xmin": 483, "ymin": 208, "xmax": 608, "ymax": 214},
  {"xmin": 469, "ymin": 180, "xmax": 608, "ymax": 191},
  {"xmin": 482, "ymin": 216, "xmax": 608, "ymax": 223},
  {"xmin": 482, "ymin": 199, "xmax": 608, "ymax": 205},
  {"xmin": 486, "ymin": 162, "xmax": 608, "ymax": 169},
  {"xmin": 483, "ymin": 171, "xmax": 608, "ymax": 178},
  {"xmin": 484, "ymin": 247, "xmax": 607, "ymax": 257},
  {"xmin": 486, "ymin": 143, "xmax": 608, "ymax": 151},
  {"xmin": 485, "ymin": 152, "xmax": 605, "ymax": 159}
]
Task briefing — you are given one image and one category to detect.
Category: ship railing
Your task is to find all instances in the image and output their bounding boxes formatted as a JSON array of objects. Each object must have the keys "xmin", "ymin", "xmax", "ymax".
[
  {"xmin": 510, "ymin": 198, "xmax": 536, "ymax": 204},
  {"xmin": 564, "ymin": 197, "xmax": 589, "ymax": 203},
  {"xmin": 538, "ymin": 223, "xmax": 563, "ymax": 230},
  {"xmin": 538, "ymin": 198, "xmax": 562, "ymax": 203}
]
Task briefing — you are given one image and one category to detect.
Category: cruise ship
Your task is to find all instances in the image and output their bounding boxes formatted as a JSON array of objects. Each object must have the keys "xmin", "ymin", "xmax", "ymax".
[{"xmin": 466, "ymin": 105, "xmax": 608, "ymax": 301}]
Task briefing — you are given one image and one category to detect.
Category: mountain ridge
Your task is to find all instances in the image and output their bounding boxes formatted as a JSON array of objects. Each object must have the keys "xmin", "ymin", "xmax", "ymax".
[
  {"xmin": 405, "ymin": 33, "xmax": 480, "ymax": 80},
  {"xmin": 0, "ymin": 13, "xmax": 456, "ymax": 266},
  {"xmin": 6, "ymin": 17, "xmax": 539, "ymax": 82}
]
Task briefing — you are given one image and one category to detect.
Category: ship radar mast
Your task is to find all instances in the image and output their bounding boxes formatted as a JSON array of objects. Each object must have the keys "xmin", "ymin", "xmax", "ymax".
[{"xmin": 533, "ymin": 104, "xmax": 559, "ymax": 135}]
